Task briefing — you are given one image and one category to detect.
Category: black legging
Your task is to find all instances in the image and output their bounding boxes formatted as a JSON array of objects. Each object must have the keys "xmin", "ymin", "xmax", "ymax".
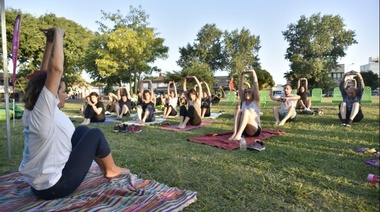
[
  {"xmin": 180, "ymin": 105, "xmax": 201, "ymax": 126},
  {"xmin": 84, "ymin": 105, "xmax": 105, "ymax": 122},
  {"xmin": 31, "ymin": 125, "xmax": 111, "ymax": 200}
]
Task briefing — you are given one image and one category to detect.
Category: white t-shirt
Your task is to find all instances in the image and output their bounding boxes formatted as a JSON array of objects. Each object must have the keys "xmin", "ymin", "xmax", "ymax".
[
  {"xmin": 168, "ymin": 97, "xmax": 178, "ymax": 111},
  {"xmin": 279, "ymin": 94, "xmax": 297, "ymax": 114},
  {"xmin": 241, "ymin": 100, "xmax": 261, "ymax": 125},
  {"xmin": 19, "ymin": 87, "xmax": 75, "ymax": 190}
]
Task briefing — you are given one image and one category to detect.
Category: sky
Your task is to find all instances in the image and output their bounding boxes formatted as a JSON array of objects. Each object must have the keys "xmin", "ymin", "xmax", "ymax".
[{"xmin": 4, "ymin": 0, "xmax": 379, "ymax": 85}]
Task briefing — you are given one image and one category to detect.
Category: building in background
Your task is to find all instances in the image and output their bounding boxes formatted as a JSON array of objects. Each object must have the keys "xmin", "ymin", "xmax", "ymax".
[{"xmin": 360, "ymin": 56, "xmax": 379, "ymax": 74}]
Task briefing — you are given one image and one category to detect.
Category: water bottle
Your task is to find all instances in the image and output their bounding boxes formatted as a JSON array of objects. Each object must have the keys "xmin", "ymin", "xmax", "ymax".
[
  {"xmin": 367, "ymin": 174, "xmax": 379, "ymax": 184},
  {"xmin": 240, "ymin": 136, "xmax": 247, "ymax": 151}
]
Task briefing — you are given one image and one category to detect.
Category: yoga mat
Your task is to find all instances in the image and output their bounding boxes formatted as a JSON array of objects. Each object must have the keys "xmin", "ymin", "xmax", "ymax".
[
  {"xmin": 161, "ymin": 120, "xmax": 215, "ymax": 131},
  {"xmin": 123, "ymin": 118, "xmax": 167, "ymax": 126},
  {"xmin": 91, "ymin": 118, "xmax": 121, "ymax": 124},
  {"xmin": 187, "ymin": 129, "xmax": 285, "ymax": 150},
  {"xmin": 204, "ymin": 112, "xmax": 223, "ymax": 119},
  {"xmin": 0, "ymin": 163, "xmax": 197, "ymax": 212}
]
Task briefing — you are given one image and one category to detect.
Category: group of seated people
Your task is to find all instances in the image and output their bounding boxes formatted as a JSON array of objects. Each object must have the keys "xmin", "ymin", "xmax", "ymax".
[{"xmin": 79, "ymin": 70, "xmax": 365, "ymax": 131}]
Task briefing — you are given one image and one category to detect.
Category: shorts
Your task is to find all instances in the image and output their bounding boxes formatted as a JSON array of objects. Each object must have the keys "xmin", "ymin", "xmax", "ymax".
[
  {"xmin": 280, "ymin": 112, "xmax": 297, "ymax": 122},
  {"xmin": 243, "ymin": 125, "xmax": 262, "ymax": 137}
]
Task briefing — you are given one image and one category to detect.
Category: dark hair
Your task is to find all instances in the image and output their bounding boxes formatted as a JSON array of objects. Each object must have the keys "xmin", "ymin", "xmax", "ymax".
[
  {"xmin": 187, "ymin": 88, "xmax": 197, "ymax": 99},
  {"xmin": 23, "ymin": 71, "xmax": 65, "ymax": 110},
  {"xmin": 89, "ymin": 92, "xmax": 99, "ymax": 97}
]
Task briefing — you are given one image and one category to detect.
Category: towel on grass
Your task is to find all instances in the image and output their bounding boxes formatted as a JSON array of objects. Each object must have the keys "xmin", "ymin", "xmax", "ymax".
[
  {"xmin": 187, "ymin": 129, "xmax": 285, "ymax": 150},
  {"xmin": 161, "ymin": 120, "xmax": 215, "ymax": 131},
  {"xmin": 0, "ymin": 163, "xmax": 197, "ymax": 212},
  {"xmin": 204, "ymin": 112, "xmax": 223, "ymax": 119},
  {"xmin": 123, "ymin": 118, "xmax": 167, "ymax": 126}
]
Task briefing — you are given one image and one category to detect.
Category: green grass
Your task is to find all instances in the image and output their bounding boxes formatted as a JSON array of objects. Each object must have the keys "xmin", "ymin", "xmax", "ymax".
[{"xmin": 1, "ymin": 97, "xmax": 379, "ymax": 211}]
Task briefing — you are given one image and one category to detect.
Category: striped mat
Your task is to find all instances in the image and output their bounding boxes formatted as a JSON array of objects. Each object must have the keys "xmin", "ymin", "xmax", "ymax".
[{"xmin": 0, "ymin": 164, "xmax": 197, "ymax": 212}]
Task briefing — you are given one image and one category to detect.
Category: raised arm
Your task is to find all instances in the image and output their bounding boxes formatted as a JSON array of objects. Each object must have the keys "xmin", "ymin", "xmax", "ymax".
[
  {"xmin": 191, "ymin": 76, "xmax": 203, "ymax": 100},
  {"xmin": 249, "ymin": 69, "xmax": 260, "ymax": 103},
  {"xmin": 44, "ymin": 28, "xmax": 65, "ymax": 95},
  {"xmin": 238, "ymin": 71, "xmax": 245, "ymax": 100},
  {"xmin": 173, "ymin": 81, "xmax": 178, "ymax": 98},
  {"xmin": 183, "ymin": 77, "xmax": 188, "ymax": 92},
  {"xmin": 167, "ymin": 81, "xmax": 172, "ymax": 96},
  {"xmin": 117, "ymin": 87, "xmax": 123, "ymax": 100},
  {"xmin": 204, "ymin": 81, "xmax": 211, "ymax": 98}
]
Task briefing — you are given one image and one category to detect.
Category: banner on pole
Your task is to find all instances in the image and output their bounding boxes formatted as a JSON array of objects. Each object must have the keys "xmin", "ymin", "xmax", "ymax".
[{"xmin": 11, "ymin": 14, "xmax": 21, "ymax": 93}]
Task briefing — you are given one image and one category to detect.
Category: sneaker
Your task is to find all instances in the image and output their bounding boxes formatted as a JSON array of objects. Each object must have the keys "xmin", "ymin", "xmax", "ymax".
[
  {"xmin": 113, "ymin": 124, "xmax": 128, "ymax": 133},
  {"xmin": 341, "ymin": 123, "xmax": 347, "ymax": 127},
  {"xmin": 344, "ymin": 123, "xmax": 351, "ymax": 127},
  {"xmin": 248, "ymin": 141, "xmax": 265, "ymax": 151},
  {"xmin": 105, "ymin": 111, "xmax": 111, "ymax": 115}
]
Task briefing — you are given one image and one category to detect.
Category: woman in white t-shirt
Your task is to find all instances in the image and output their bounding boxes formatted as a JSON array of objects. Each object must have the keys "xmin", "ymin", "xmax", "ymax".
[
  {"xmin": 19, "ymin": 27, "xmax": 129, "ymax": 200},
  {"xmin": 163, "ymin": 81, "xmax": 179, "ymax": 118},
  {"xmin": 228, "ymin": 69, "xmax": 261, "ymax": 141}
]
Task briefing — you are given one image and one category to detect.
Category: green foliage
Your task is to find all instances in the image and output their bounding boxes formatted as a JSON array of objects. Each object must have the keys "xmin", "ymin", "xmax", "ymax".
[
  {"xmin": 1, "ymin": 97, "xmax": 379, "ymax": 211},
  {"xmin": 361, "ymin": 71, "xmax": 379, "ymax": 90},
  {"xmin": 2, "ymin": 8, "xmax": 94, "ymax": 91},
  {"xmin": 177, "ymin": 24, "xmax": 227, "ymax": 72},
  {"xmin": 82, "ymin": 7, "xmax": 168, "ymax": 94},
  {"xmin": 283, "ymin": 13, "xmax": 357, "ymax": 87}
]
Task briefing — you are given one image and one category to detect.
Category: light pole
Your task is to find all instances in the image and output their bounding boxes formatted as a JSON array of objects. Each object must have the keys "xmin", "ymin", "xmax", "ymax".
[{"xmin": 346, "ymin": 63, "xmax": 354, "ymax": 73}]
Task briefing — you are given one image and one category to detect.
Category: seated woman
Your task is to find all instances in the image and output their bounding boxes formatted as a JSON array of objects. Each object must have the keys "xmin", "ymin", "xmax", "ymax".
[
  {"xmin": 296, "ymin": 78, "xmax": 311, "ymax": 111},
  {"xmin": 211, "ymin": 92, "xmax": 221, "ymax": 105},
  {"xmin": 105, "ymin": 92, "xmax": 118, "ymax": 114},
  {"xmin": 163, "ymin": 81, "xmax": 179, "ymax": 118},
  {"xmin": 136, "ymin": 80, "xmax": 156, "ymax": 124},
  {"xmin": 338, "ymin": 71, "xmax": 364, "ymax": 127},
  {"xmin": 178, "ymin": 76, "xmax": 202, "ymax": 129},
  {"xmin": 114, "ymin": 86, "xmax": 132, "ymax": 120},
  {"xmin": 80, "ymin": 92, "xmax": 106, "ymax": 125},
  {"xmin": 198, "ymin": 81, "xmax": 212, "ymax": 118},
  {"xmin": 229, "ymin": 69, "xmax": 261, "ymax": 141},
  {"xmin": 20, "ymin": 27, "xmax": 128, "ymax": 200}
]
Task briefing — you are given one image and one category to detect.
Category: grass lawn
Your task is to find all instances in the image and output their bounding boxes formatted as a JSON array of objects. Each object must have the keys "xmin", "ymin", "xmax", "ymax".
[{"xmin": 1, "ymin": 96, "xmax": 379, "ymax": 211}]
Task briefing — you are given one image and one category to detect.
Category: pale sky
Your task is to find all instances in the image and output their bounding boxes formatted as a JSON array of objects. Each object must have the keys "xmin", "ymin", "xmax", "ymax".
[{"xmin": 5, "ymin": 0, "xmax": 379, "ymax": 85}]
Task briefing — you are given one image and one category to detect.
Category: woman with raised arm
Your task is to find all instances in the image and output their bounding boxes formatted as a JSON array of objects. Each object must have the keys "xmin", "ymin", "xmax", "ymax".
[
  {"xmin": 115, "ymin": 86, "xmax": 132, "ymax": 120},
  {"xmin": 136, "ymin": 80, "xmax": 156, "ymax": 124},
  {"xmin": 19, "ymin": 28, "xmax": 129, "ymax": 200},
  {"xmin": 338, "ymin": 71, "xmax": 365, "ymax": 127},
  {"xmin": 200, "ymin": 81, "xmax": 212, "ymax": 118},
  {"xmin": 163, "ymin": 81, "xmax": 179, "ymax": 118},
  {"xmin": 296, "ymin": 78, "xmax": 311, "ymax": 111},
  {"xmin": 178, "ymin": 76, "xmax": 202, "ymax": 128},
  {"xmin": 228, "ymin": 69, "xmax": 261, "ymax": 141}
]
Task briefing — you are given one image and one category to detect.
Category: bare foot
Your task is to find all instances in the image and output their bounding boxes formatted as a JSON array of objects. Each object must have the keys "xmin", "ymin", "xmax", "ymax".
[
  {"xmin": 278, "ymin": 121, "xmax": 285, "ymax": 126},
  {"xmin": 177, "ymin": 124, "xmax": 186, "ymax": 129},
  {"xmin": 80, "ymin": 119, "xmax": 90, "ymax": 125},
  {"xmin": 228, "ymin": 134, "xmax": 236, "ymax": 141},
  {"xmin": 275, "ymin": 121, "xmax": 280, "ymax": 125},
  {"xmin": 105, "ymin": 167, "xmax": 130, "ymax": 179}
]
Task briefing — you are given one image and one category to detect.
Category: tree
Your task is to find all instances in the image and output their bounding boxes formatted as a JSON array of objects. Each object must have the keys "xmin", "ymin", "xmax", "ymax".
[
  {"xmin": 224, "ymin": 27, "xmax": 262, "ymax": 84},
  {"xmin": 361, "ymin": 71, "xmax": 379, "ymax": 90},
  {"xmin": 177, "ymin": 24, "xmax": 226, "ymax": 72},
  {"xmin": 82, "ymin": 7, "xmax": 169, "ymax": 94},
  {"xmin": 282, "ymin": 13, "xmax": 357, "ymax": 88},
  {"xmin": 2, "ymin": 9, "xmax": 94, "ymax": 91}
]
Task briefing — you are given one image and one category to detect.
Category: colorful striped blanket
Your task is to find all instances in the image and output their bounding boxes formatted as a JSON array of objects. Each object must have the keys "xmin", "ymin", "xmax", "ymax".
[{"xmin": 0, "ymin": 164, "xmax": 197, "ymax": 212}]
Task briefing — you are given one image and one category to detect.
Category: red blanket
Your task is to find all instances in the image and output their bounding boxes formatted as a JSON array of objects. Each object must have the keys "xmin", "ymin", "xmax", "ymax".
[{"xmin": 187, "ymin": 129, "xmax": 285, "ymax": 150}]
